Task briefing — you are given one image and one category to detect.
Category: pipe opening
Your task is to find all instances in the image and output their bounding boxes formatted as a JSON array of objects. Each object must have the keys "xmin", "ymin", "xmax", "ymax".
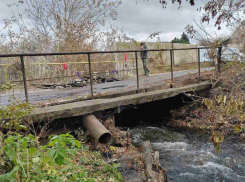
[{"xmin": 99, "ymin": 132, "xmax": 112, "ymax": 144}]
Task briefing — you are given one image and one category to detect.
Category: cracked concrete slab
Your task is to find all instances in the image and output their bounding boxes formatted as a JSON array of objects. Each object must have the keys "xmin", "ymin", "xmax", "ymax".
[{"xmin": 29, "ymin": 82, "xmax": 211, "ymax": 122}]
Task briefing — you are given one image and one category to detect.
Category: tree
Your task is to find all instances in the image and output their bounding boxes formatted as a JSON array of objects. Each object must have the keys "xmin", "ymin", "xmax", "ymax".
[
  {"xmin": 152, "ymin": 0, "xmax": 245, "ymax": 30},
  {"xmin": 171, "ymin": 37, "xmax": 189, "ymax": 44},
  {"xmin": 155, "ymin": 0, "xmax": 245, "ymax": 73},
  {"xmin": 0, "ymin": 0, "xmax": 123, "ymax": 82},
  {"xmin": 181, "ymin": 32, "xmax": 190, "ymax": 43},
  {"xmin": 5, "ymin": 0, "xmax": 122, "ymax": 52}
]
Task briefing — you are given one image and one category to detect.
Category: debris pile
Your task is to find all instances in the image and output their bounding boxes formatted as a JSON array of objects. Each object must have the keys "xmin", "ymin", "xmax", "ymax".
[{"xmin": 33, "ymin": 72, "xmax": 121, "ymax": 89}]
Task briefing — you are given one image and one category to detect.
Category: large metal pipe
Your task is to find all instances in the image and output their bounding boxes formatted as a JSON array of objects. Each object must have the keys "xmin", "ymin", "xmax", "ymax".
[{"xmin": 83, "ymin": 115, "xmax": 112, "ymax": 144}]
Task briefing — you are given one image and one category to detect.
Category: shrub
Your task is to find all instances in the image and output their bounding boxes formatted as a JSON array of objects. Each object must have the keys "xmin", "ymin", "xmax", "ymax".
[{"xmin": 0, "ymin": 133, "xmax": 123, "ymax": 182}]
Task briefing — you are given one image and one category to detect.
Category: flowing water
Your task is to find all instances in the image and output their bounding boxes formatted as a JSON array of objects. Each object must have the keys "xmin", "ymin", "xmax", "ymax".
[
  {"xmin": 115, "ymin": 95, "xmax": 245, "ymax": 182},
  {"xmin": 131, "ymin": 126, "xmax": 245, "ymax": 182}
]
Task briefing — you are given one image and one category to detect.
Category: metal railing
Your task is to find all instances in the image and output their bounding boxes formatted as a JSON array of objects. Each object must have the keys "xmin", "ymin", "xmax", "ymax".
[{"xmin": 0, "ymin": 47, "xmax": 222, "ymax": 103}]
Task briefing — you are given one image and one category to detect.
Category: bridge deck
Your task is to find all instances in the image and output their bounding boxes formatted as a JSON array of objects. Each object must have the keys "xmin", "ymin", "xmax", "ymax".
[
  {"xmin": 30, "ymin": 82, "xmax": 211, "ymax": 122},
  {"xmin": 0, "ymin": 68, "xmax": 213, "ymax": 106}
]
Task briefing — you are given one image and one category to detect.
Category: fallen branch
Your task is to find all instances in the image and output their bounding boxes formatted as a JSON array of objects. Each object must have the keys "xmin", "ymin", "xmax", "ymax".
[
  {"xmin": 212, "ymin": 78, "xmax": 222, "ymax": 89},
  {"xmin": 228, "ymin": 79, "xmax": 245, "ymax": 97},
  {"xmin": 140, "ymin": 140, "xmax": 157, "ymax": 182}
]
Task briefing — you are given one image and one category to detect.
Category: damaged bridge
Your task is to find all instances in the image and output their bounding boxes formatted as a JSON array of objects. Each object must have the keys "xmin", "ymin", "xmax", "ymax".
[
  {"xmin": 0, "ymin": 47, "xmax": 217, "ymax": 123},
  {"xmin": 30, "ymin": 82, "xmax": 211, "ymax": 122}
]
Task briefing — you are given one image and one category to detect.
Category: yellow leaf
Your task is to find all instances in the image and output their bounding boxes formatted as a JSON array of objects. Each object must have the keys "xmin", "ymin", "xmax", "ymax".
[
  {"xmin": 234, "ymin": 125, "xmax": 242, "ymax": 133},
  {"xmin": 203, "ymin": 99, "xmax": 208, "ymax": 106},
  {"xmin": 48, "ymin": 169, "xmax": 52, "ymax": 175},
  {"xmin": 220, "ymin": 115, "xmax": 224, "ymax": 122},
  {"xmin": 213, "ymin": 136, "xmax": 219, "ymax": 144},
  {"xmin": 218, "ymin": 134, "xmax": 224, "ymax": 143},
  {"xmin": 211, "ymin": 131, "xmax": 224, "ymax": 145},
  {"xmin": 216, "ymin": 95, "xmax": 223, "ymax": 104},
  {"xmin": 216, "ymin": 143, "xmax": 221, "ymax": 153},
  {"xmin": 52, "ymin": 169, "xmax": 57, "ymax": 174},
  {"xmin": 231, "ymin": 102, "xmax": 237, "ymax": 110},
  {"xmin": 226, "ymin": 107, "xmax": 231, "ymax": 115},
  {"xmin": 239, "ymin": 113, "xmax": 245, "ymax": 121},
  {"xmin": 223, "ymin": 95, "xmax": 227, "ymax": 104}
]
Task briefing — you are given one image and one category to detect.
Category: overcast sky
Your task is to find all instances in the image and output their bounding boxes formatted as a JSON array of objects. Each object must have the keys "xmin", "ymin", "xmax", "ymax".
[
  {"xmin": 0, "ymin": 0, "xmax": 232, "ymax": 44},
  {"xmin": 112, "ymin": 0, "xmax": 231, "ymax": 43}
]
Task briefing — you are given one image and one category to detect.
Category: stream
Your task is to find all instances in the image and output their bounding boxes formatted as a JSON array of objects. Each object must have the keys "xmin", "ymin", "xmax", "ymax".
[
  {"xmin": 131, "ymin": 126, "xmax": 245, "ymax": 182},
  {"xmin": 115, "ymin": 95, "xmax": 245, "ymax": 182}
]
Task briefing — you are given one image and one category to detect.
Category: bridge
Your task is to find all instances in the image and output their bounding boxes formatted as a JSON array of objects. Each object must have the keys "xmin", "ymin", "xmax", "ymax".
[
  {"xmin": 30, "ymin": 82, "xmax": 211, "ymax": 122},
  {"xmin": 0, "ymin": 47, "xmax": 221, "ymax": 121}
]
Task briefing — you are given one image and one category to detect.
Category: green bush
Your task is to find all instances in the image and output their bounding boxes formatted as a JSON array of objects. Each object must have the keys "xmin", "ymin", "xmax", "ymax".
[
  {"xmin": 0, "ymin": 81, "xmax": 122, "ymax": 182},
  {"xmin": 0, "ymin": 133, "xmax": 123, "ymax": 182}
]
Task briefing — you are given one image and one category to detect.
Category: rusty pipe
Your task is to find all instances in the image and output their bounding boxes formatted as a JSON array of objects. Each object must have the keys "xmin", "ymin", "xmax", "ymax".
[{"xmin": 83, "ymin": 115, "xmax": 112, "ymax": 144}]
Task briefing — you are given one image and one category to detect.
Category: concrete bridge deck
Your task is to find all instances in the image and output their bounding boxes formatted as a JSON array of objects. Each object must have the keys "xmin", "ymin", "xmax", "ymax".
[
  {"xmin": 1, "ymin": 67, "xmax": 213, "ymax": 106},
  {"xmin": 30, "ymin": 82, "xmax": 211, "ymax": 122}
]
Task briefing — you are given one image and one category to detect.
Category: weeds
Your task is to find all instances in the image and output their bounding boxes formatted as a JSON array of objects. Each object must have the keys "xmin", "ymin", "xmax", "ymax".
[
  {"xmin": 0, "ymin": 81, "xmax": 123, "ymax": 182},
  {"xmin": 0, "ymin": 133, "xmax": 122, "ymax": 182}
]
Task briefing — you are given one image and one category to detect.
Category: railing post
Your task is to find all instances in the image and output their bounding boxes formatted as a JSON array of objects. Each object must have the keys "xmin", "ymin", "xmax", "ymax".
[
  {"xmin": 217, "ymin": 46, "xmax": 222, "ymax": 74},
  {"xmin": 198, "ymin": 48, "xmax": 201, "ymax": 83},
  {"xmin": 20, "ymin": 56, "xmax": 29, "ymax": 102},
  {"xmin": 135, "ymin": 51, "xmax": 140, "ymax": 93},
  {"xmin": 88, "ymin": 53, "xmax": 94, "ymax": 100},
  {"xmin": 170, "ymin": 50, "xmax": 174, "ymax": 83}
]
